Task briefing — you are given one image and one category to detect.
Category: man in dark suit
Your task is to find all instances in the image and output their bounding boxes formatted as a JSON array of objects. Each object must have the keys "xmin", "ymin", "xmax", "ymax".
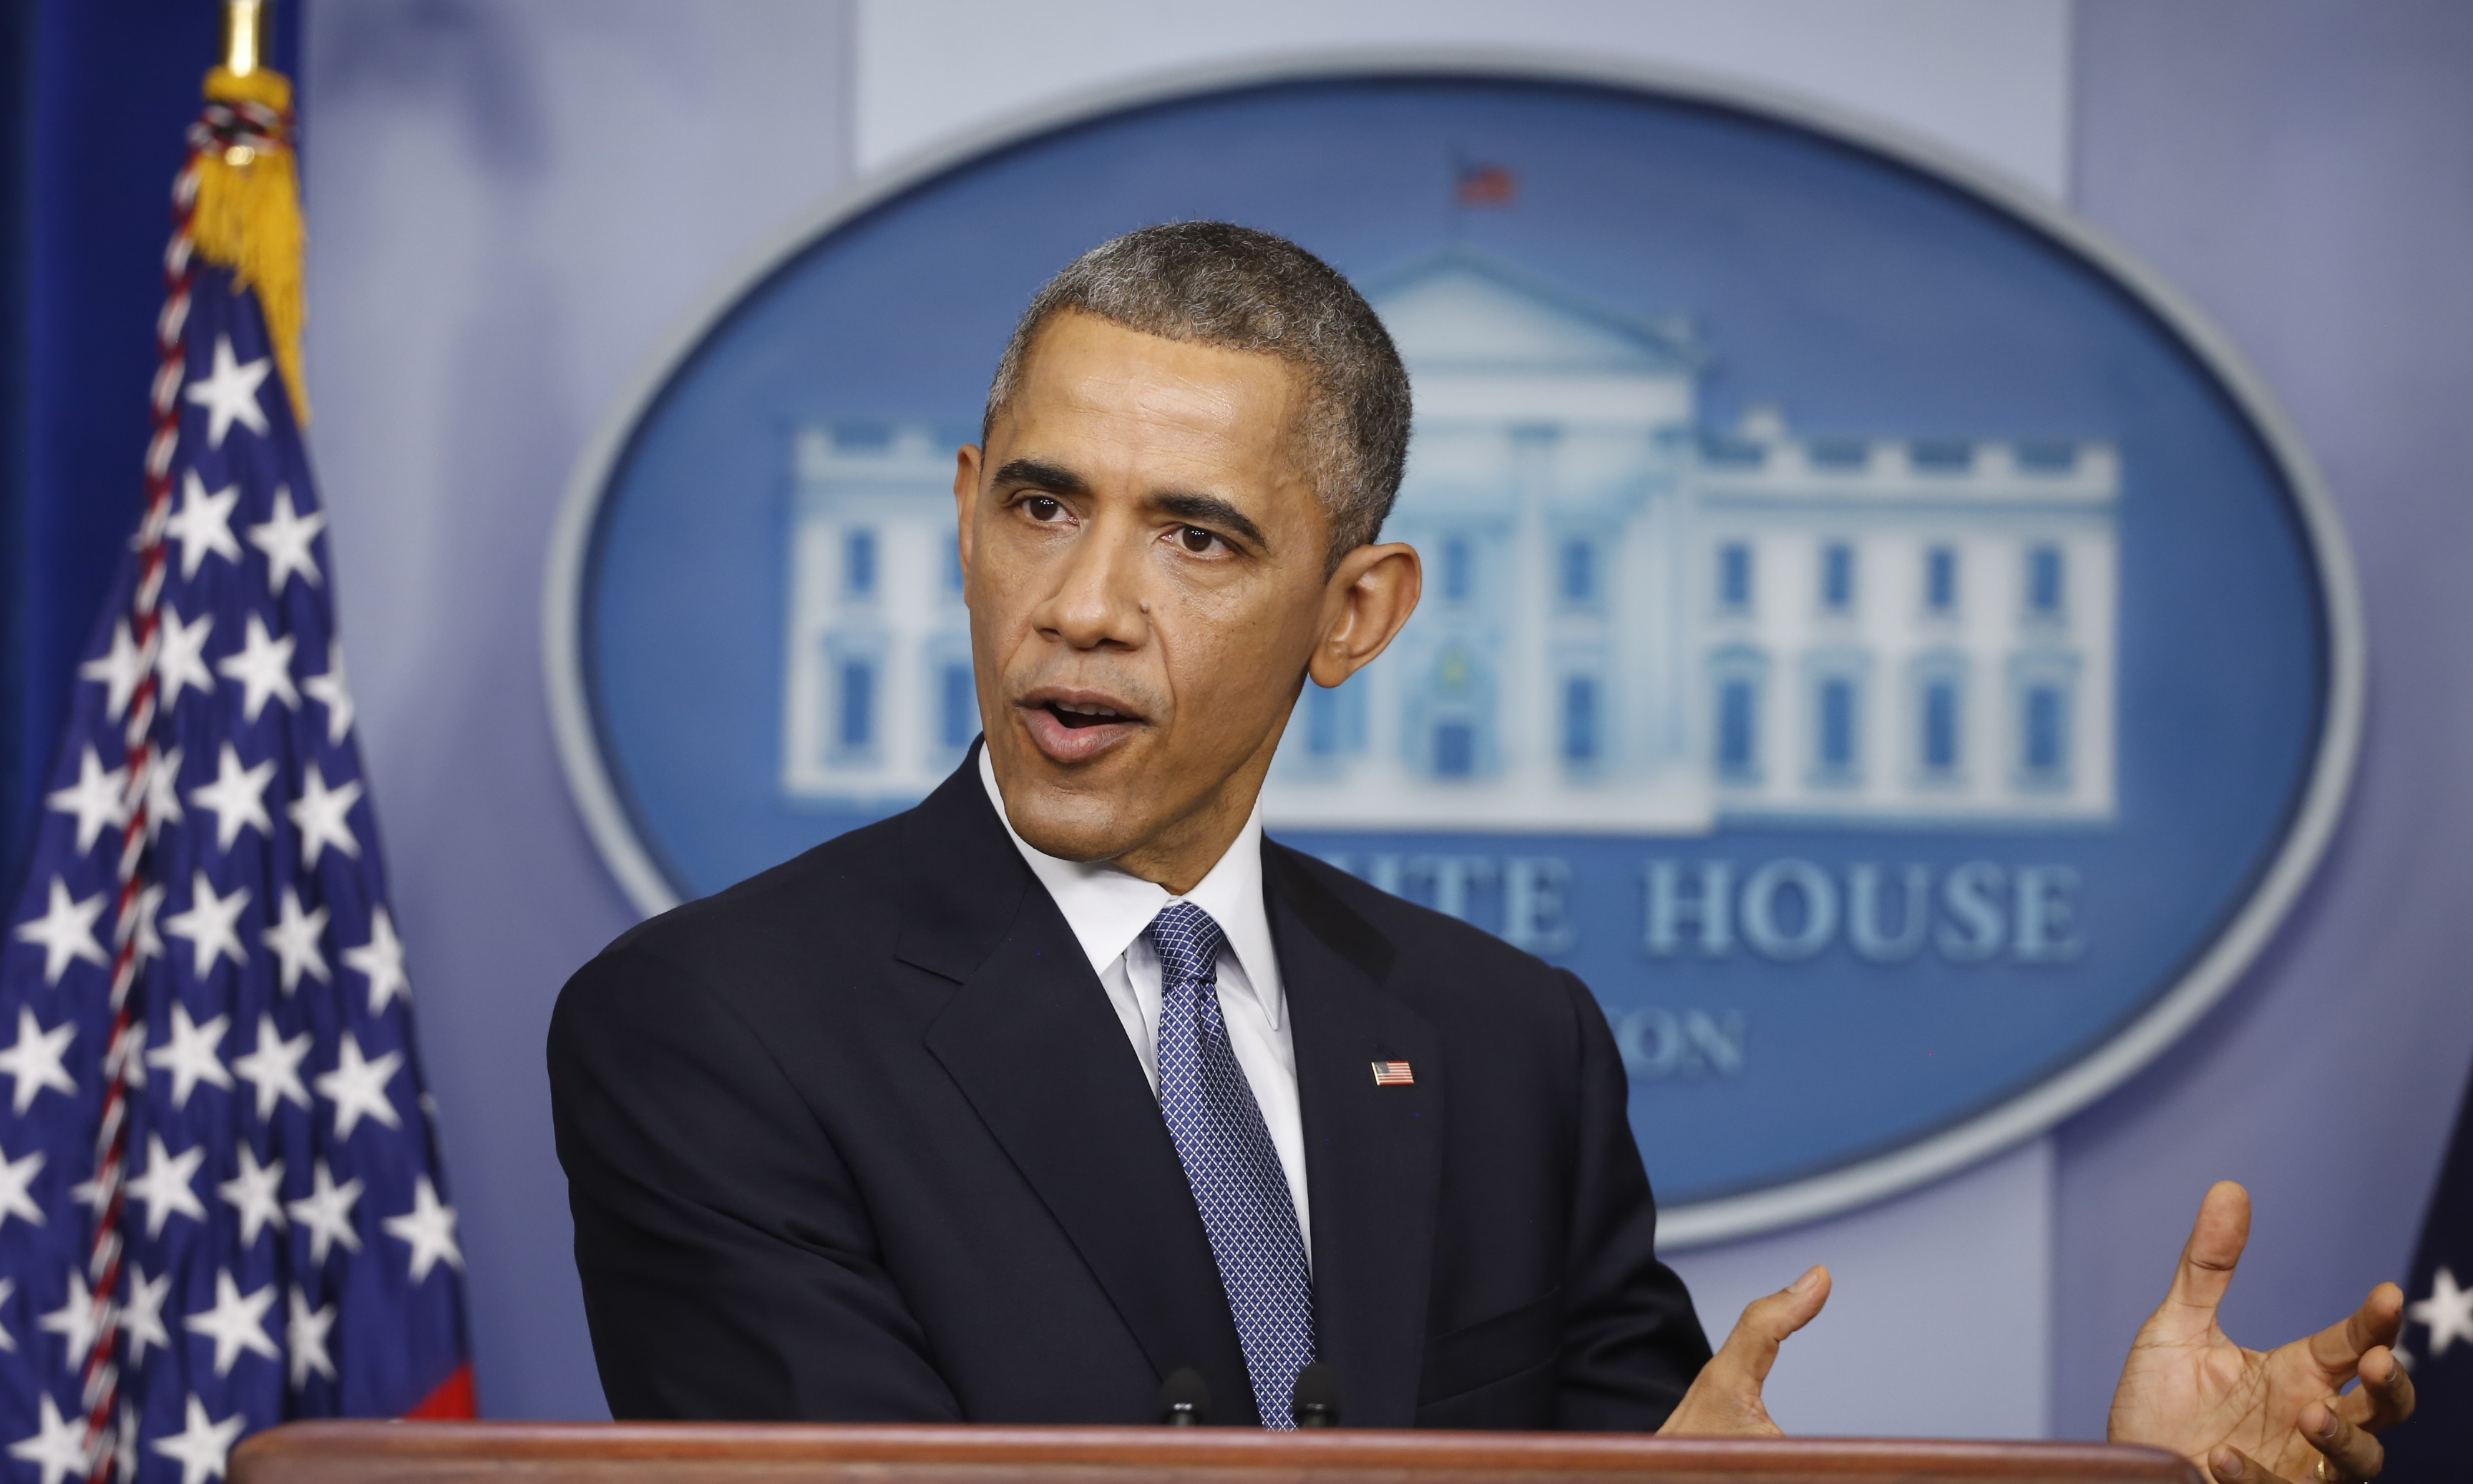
[{"xmin": 552, "ymin": 223, "xmax": 2412, "ymax": 1476}]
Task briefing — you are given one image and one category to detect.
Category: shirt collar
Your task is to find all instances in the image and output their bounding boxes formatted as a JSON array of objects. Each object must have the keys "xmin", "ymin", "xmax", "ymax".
[{"xmin": 978, "ymin": 747, "xmax": 1282, "ymax": 1027}]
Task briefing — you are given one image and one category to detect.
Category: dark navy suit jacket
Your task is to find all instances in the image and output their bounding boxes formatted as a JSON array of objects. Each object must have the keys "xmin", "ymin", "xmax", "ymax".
[{"xmin": 547, "ymin": 751, "xmax": 1711, "ymax": 1427}]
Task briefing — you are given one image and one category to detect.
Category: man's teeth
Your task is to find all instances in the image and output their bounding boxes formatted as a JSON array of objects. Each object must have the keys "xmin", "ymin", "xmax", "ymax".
[{"xmin": 1055, "ymin": 703, "xmax": 1122, "ymax": 718}]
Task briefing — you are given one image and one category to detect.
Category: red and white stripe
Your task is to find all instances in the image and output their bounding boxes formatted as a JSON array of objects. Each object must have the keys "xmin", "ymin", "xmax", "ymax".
[{"xmin": 73, "ymin": 91, "xmax": 291, "ymax": 1478}]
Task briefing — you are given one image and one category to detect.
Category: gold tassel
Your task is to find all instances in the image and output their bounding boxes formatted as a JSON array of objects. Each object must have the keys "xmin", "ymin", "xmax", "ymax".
[{"xmin": 191, "ymin": 65, "xmax": 308, "ymax": 424}]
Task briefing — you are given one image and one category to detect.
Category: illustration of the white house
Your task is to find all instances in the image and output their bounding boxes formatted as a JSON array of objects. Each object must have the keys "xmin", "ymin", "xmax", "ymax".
[{"xmin": 780, "ymin": 249, "xmax": 2119, "ymax": 831}]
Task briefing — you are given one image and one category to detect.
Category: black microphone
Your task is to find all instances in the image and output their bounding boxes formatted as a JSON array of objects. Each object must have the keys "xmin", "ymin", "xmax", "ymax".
[
  {"xmin": 1158, "ymin": 1367, "xmax": 1210, "ymax": 1426},
  {"xmin": 1291, "ymin": 1362, "xmax": 1341, "ymax": 1427}
]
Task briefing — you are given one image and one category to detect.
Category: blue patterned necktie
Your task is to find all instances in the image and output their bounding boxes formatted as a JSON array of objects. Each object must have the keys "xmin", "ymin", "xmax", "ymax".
[{"xmin": 1147, "ymin": 901, "xmax": 1317, "ymax": 1427}]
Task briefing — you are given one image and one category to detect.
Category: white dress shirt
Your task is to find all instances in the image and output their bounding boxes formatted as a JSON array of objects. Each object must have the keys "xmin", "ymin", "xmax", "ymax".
[{"xmin": 979, "ymin": 748, "xmax": 1311, "ymax": 1257}]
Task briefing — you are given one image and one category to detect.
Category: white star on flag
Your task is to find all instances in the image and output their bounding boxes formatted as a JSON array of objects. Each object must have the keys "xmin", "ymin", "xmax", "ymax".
[
  {"xmin": 152, "ymin": 1394, "xmax": 247, "ymax": 1484},
  {"xmin": 345, "ymin": 907, "xmax": 410, "ymax": 1014},
  {"xmin": 287, "ymin": 1289, "xmax": 338, "ymax": 1389},
  {"xmin": 7, "ymin": 1395, "xmax": 89, "ymax": 1484},
  {"xmin": 233, "ymin": 1012, "xmax": 313, "ymax": 1121},
  {"xmin": 79, "ymin": 617, "xmax": 146, "ymax": 722},
  {"xmin": 146, "ymin": 1001, "xmax": 235, "ymax": 1109},
  {"xmin": 384, "ymin": 1174, "xmax": 464, "ymax": 1282},
  {"xmin": 127, "ymin": 879, "xmax": 167, "ymax": 967},
  {"xmin": 316, "ymin": 1032, "xmax": 403, "ymax": 1138},
  {"xmin": 36, "ymin": 1270, "xmax": 99, "ymax": 1362},
  {"xmin": 0, "ymin": 1007, "xmax": 76, "ymax": 1114},
  {"xmin": 123, "ymin": 1263, "xmax": 174, "ymax": 1367},
  {"xmin": 286, "ymin": 1159, "xmax": 364, "ymax": 1265},
  {"xmin": 46, "ymin": 745, "xmax": 128, "ymax": 854},
  {"xmin": 143, "ymin": 743, "xmax": 186, "ymax": 842},
  {"xmin": 290, "ymin": 762, "xmax": 364, "ymax": 868},
  {"xmin": 154, "ymin": 604, "xmax": 218, "ymax": 708},
  {"xmin": 215, "ymin": 612, "xmax": 299, "ymax": 722},
  {"xmin": 261, "ymin": 887, "xmax": 331, "ymax": 993},
  {"xmin": 301, "ymin": 638, "xmax": 353, "ymax": 744},
  {"xmin": 189, "ymin": 743, "xmax": 274, "ymax": 852},
  {"xmin": 218, "ymin": 1145, "xmax": 287, "ymax": 1246},
  {"xmin": 183, "ymin": 1269, "xmax": 281, "ymax": 1376},
  {"xmin": 0, "ymin": 1146, "xmax": 44, "ymax": 1229},
  {"xmin": 2409, "ymin": 1264, "xmax": 2473, "ymax": 1359},
  {"xmin": 183, "ymin": 334, "xmax": 271, "ymax": 449},
  {"xmin": 125, "ymin": 1131, "xmax": 208, "ymax": 1237},
  {"xmin": 0, "ymin": 1278, "xmax": 12, "ymax": 1352},
  {"xmin": 247, "ymin": 484, "xmax": 326, "ymax": 592},
  {"xmin": 164, "ymin": 870, "xmax": 251, "ymax": 977},
  {"xmin": 164, "ymin": 469, "xmax": 243, "ymax": 580},
  {"xmin": 104, "ymin": 1015, "xmax": 148, "ymax": 1092},
  {"xmin": 14, "ymin": 876, "xmax": 107, "ymax": 985}
]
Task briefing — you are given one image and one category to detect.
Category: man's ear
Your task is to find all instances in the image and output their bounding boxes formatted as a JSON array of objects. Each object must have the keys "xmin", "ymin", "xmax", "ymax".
[
  {"xmin": 952, "ymin": 443, "xmax": 983, "ymax": 582},
  {"xmin": 1308, "ymin": 542, "xmax": 1423, "ymax": 689}
]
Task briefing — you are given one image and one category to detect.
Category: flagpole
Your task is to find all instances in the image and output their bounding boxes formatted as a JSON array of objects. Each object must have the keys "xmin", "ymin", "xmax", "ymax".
[{"xmin": 220, "ymin": 0, "xmax": 266, "ymax": 79}]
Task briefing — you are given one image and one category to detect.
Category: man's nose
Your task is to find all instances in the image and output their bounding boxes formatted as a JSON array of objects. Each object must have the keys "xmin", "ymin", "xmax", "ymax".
[{"xmin": 1034, "ymin": 522, "xmax": 1148, "ymax": 650}]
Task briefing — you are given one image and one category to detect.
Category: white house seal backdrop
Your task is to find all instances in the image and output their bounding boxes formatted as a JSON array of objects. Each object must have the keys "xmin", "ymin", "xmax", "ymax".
[{"xmin": 545, "ymin": 57, "xmax": 2360, "ymax": 1246}]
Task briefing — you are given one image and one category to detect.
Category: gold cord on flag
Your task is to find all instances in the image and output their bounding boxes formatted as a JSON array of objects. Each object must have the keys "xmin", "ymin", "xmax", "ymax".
[{"xmin": 191, "ymin": 1, "xmax": 308, "ymax": 423}]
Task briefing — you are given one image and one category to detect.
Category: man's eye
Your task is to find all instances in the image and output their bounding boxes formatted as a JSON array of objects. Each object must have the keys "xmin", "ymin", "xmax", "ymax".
[
  {"xmin": 1178, "ymin": 526, "xmax": 1219, "ymax": 554},
  {"xmin": 1024, "ymin": 496, "xmax": 1065, "ymax": 522}
]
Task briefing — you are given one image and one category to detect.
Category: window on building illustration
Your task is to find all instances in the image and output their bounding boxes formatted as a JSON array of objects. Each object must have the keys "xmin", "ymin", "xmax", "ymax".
[
  {"xmin": 1716, "ymin": 678, "xmax": 1758, "ymax": 779},
  {"xmin": 1563, "ymin": 676, "xmax": 1599, "ymax": 764},
  {"xmin": 940, "ymin": 663, "xmax": 975, "ymax": 751},
  {"xmin": 1443, "ymin": 537, "xmax": 1473, "ymax": 602},
  {"xmin": 1926, "ymin": 546, "xmax": 1958, "ymax": 614},
  {"xmin": 2027, "ymin": 544, "xmax": 2065, "ymax": 616},
  {"xmin": 2022, "ymin": 683, "xmax": 2068, "ymax": 779},
  {"xmin": 1820, "ymin": 542, "xmax": 1855, "ymax": 612},
  {"xmin": 1717, "ymin": 543, "xmax": 1752, "ymax": 611},
  {"xmin": 1559, "ymin": 540, "xmax": 1596, "ymax": 605},
  {"xmin": 839, "ymin": 659, "xmax": 875, "ymax": 751},
  {"xmin": 1435, "ymin": 722, "xmax": 1475, "ymax": 778},
  {"xmin": 844, "ymin": 528, "xmax": 878, "ymax": 600},
  {"xmin": 1921, "ymin": 677, "xmax": 1961, "ymax": 773},
  {"xmin": 1817, "ymin": 675, "xmax": 1859, "ymax": 776}
]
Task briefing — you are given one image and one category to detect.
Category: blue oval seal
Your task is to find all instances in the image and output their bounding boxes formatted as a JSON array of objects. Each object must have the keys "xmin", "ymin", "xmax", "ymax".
[{"xmin": 545, "ymin": 56, "xmax": 2361, "ymax": 1245}]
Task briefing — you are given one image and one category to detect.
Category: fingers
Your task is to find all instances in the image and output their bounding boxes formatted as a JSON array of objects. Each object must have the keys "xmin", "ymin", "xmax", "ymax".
[
  {"xmin": 2164, "ymin": 1181, "xmax": 2251, "ymax": 1319},
  {"xmin": 1712, "ymin": 1266, "xmax": 1831, "ymax": 1387},
  {"xmin": 2208, "ymin": 1445, "xmax": 2293, "ymax": 1484},
  {"xmin": 2305, "ymin": 1282, "xmax": 2402, "ymax": 1379},
  {"xmin": 2332, "ymin": 1343, "xmax": 2416, "ymax": 1433},
  {"xmin": 2296, "ymin": 1397, "xmax": 2385, "ymax": 1483}
]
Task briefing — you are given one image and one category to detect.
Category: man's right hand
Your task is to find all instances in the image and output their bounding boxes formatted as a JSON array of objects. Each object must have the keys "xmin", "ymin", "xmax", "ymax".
[{"xmin": 1657, "ymin": 1266, "xmax": 1832, "ymax": 1437}]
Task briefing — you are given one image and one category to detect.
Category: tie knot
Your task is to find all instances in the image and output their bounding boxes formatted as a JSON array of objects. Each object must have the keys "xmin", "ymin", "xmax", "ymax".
[{"xmin": 1146, "ymin": 902, "xmax": 1226, "ymax": 987}]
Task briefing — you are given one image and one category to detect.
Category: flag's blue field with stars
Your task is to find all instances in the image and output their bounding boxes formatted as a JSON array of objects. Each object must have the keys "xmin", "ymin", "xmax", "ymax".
[{"xmin": 0, "ymin": 265, "xmax": 471, "ymax": 1484}]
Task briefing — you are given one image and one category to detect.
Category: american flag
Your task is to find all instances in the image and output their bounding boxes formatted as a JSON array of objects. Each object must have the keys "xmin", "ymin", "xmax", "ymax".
[
  {"xmin": 1370, "ymin": 1061, "xmax": 1415, "ymax": 1088},
  {"xmin": 1453, "ymin": 162, "xmax": 1516, "ymax": 208},
  {"xmin": 0, "ymin": 86, "xmax": 470, "ymax": 1484}
]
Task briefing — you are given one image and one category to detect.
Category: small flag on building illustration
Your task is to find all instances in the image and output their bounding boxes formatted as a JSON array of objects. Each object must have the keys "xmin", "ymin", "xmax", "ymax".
[
  {"xmin": 0, "ymin": 34, "xmax": 471, "ymax": 1484},
  {"xmin": 1454, "ymin": 160, "xmax": 1517, "ymax": 208}
]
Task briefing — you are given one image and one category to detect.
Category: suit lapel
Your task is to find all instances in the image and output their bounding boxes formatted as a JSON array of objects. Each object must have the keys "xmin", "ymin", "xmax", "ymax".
[
  {"xmin": 901, "ymin": 754, "xmax": 1256, "ymax": 1421},
  {"xmin": 1269, "ymin": 846, "xmax": 1445, "ymax": 1428}
]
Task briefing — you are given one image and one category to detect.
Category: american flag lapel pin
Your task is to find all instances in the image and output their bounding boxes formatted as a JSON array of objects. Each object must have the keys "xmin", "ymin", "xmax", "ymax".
[{"xmin": 1370, "ymin": 1060, "xmax": 1415, "ymax": 1087}]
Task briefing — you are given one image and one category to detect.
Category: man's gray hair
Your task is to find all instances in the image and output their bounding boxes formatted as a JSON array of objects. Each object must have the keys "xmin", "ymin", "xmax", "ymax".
[{"xmin": 982, "ymin": 222, "xmax": 1412, "ymax": 564}]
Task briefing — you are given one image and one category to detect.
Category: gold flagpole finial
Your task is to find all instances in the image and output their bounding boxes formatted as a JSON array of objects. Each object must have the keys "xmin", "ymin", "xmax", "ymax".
[{"xmin": 221, "ymin": 0, "xmax": 267, "ymax": 79}]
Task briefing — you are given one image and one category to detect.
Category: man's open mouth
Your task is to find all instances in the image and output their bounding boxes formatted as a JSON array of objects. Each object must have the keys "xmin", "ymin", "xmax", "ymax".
[{"xmin": 1044, "ymin": 700, "xmax": 1134, "ymax": 730}]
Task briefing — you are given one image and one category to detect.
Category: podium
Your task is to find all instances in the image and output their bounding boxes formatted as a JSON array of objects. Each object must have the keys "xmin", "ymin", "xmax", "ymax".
[{"xmin": 231, "ymin": 1422, "xmax": 2203, "ymax": 1484}]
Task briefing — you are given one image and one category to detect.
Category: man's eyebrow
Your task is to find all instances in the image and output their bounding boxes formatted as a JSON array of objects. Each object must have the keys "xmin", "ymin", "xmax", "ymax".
[
  {"xmin": 990, "ymin": 457, "xmax": 1091, "ymax": 496},
  {"xmin": 1151, "ymin": 490, "xmax": 1269, "ymax": 552}
]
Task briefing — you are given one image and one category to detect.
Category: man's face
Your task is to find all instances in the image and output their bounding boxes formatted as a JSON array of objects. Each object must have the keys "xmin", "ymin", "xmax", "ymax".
[{"xmin": 955, "ymin": 312, "xmax": 1380, "ymax": 884}]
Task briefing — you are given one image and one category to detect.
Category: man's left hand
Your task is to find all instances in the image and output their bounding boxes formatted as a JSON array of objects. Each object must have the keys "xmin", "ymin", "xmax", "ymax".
[{"xmin": 2108, "ymin": 1181, "xmax": 2416, "ymax": 1483}]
